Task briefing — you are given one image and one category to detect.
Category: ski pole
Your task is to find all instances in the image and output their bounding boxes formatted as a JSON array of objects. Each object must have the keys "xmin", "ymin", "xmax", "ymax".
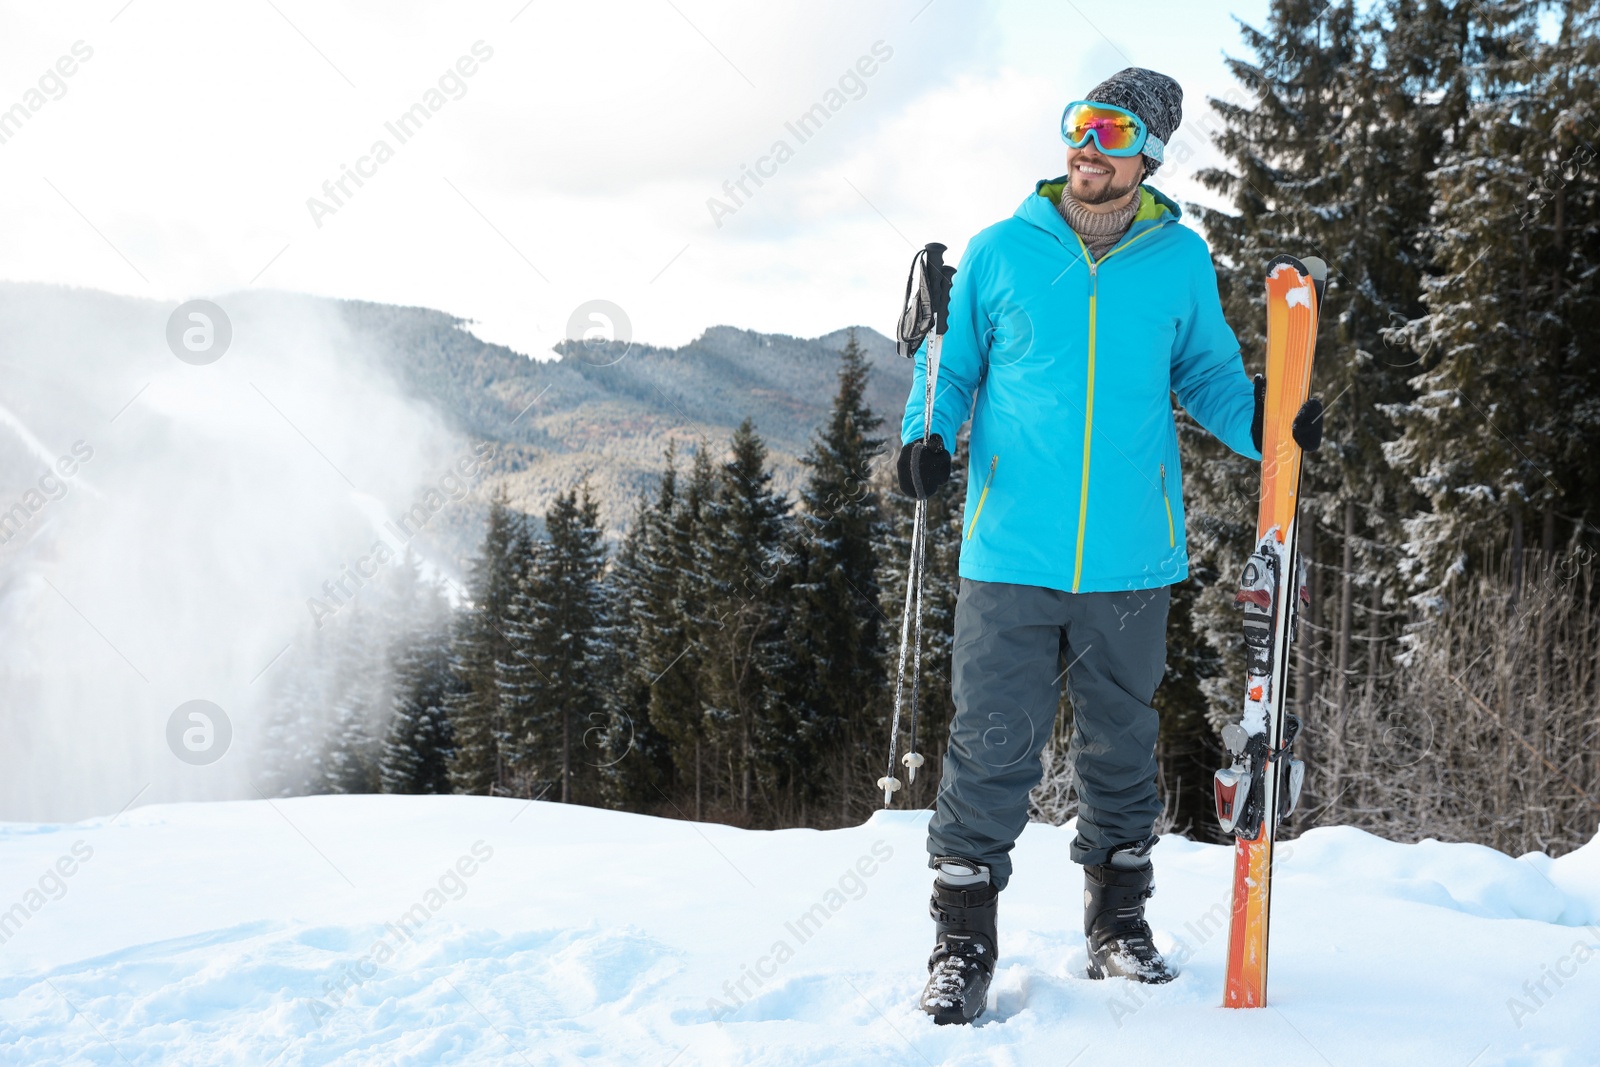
[
  {"xmin": 882, "ymin": 242, "xmax": 955, "ymax": 806},
  {"xmin": 883, "ymin": 500, "xmax": 925, "ymax": 804}
]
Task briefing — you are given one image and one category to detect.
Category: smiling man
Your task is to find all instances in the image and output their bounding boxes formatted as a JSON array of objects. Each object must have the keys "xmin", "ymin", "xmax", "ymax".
[{"xmin": 897, "ymin": 67, "xmax": 1322, "ymax": 1024}]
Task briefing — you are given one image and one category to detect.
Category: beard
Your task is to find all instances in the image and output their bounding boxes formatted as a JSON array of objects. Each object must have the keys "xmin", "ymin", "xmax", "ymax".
[{"xmin": 1070, "ymin": 164, "xmax": 1143, "ymax": 206}]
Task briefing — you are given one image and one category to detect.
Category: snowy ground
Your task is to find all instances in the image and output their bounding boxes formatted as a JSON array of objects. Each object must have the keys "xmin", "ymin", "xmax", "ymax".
[{"xmin": 1, "ymin": 796, "xmax": 1597, "ymax": 1066}]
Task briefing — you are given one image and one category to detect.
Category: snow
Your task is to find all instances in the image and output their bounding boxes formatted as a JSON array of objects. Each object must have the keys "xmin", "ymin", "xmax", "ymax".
[{"xmin": 2, "ymin": 796, "xmax": 1598, "ymax": 1066}]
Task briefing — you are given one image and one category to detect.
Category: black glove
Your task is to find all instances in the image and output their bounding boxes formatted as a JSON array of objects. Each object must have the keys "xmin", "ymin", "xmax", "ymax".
[
  {"xmin": 1292, "ymin": 396, "xmax": 1324, "ymax": 451},
  {"xmin": 897, "ymin": 434, "xmax": 950, "ymax": 499},
  {"xmin": 1250, "ymin": 374, "xmax": 1266, "ymax": 453},
  {"xmin": 1251, "ymin": 374, "xmax": 1324, "ymax": 453}
]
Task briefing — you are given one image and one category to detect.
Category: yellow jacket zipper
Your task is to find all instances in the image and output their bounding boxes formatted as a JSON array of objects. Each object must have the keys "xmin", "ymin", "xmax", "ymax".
[
  {"xmin": 1160, "ymin": 462, "xmax": 1175, "ymax": 548},
  {"xmin": 1069, "ymin": 222, "xmax": 1167, "ymax": 593},
  {"xmin": 965, "ymin": 455, "xmax": 998, "ymax": 540},
  {"xmin": 1072, "ymin": 256, "xmax": 1097, "ymax": 592}
]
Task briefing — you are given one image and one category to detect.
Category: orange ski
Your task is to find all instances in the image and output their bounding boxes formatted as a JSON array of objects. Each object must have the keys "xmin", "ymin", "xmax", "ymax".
[{"xmin": 1216, "ymin": 254, "xmax": 1324, "ymax": 1008}]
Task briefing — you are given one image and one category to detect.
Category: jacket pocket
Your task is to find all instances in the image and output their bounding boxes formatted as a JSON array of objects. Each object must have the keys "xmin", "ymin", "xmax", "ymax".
[
  {"xmin": 1159, "ymin": 463, "xmax": 1175, "ymax": 548},
  {"xmin": 964, "ymin": 455, "xmax": 998, "ymax": 541}
]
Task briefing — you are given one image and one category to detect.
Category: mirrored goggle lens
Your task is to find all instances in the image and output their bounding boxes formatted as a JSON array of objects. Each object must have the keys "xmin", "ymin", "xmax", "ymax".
[{"xmin": 1061, "ymin": 105, "xmax": 1144, "ymax": 154}]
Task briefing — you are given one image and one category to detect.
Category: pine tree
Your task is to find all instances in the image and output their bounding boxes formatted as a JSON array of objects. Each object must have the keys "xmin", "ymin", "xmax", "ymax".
[
  {"xmin": 648, "ymin": 443, "xmax": 717, "ymax": 819},
  {"xmin": 693, "ymin": 419, "xmax": 793, "ymax": 820},
  {"xmin": 381, "ymin": 574, "xmax": 457, "ymax": 794},
  {"xmin": 593, "ymin": 493, "xmax": 675, "ymax": 809},
  {"xmin": 446, "ymin": 486, "xmax": 527, "ymax": 794},
  {"xmin": 783, "ymin": 330, "xmax": 889, "ymax": 819},
  {"xmin": 320, "ymin": 548, "xmax": 427, "ymax": 794},
  {"xmin": 1540, "ymin": 1, "xmax": 1600, "ymax": 530},
  {"xmin": 499, "ymin": 481, "xmax": 610, "ymax": 804},
  {"xmin": 496, "ymin": 534, "xmax": 552, "ymax": 800},
  {"xmin": 1389, "ymin": 0, "xmax": 1600, "ymax": 588},
  {"xmin": 321, "ymin": 598, "xmax": 387, "ymax": 794},
  {"xmin": 261, "ymin": 550, "xmax": 418, "ymax": 797}
]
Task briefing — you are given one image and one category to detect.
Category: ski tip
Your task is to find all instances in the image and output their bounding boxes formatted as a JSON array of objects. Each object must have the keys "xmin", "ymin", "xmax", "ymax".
[
  {"xmin": 1266, "ymin": 253, "xmax": 1326, "ymax": 308},
  {"xmin": 1302, "ymin": 256, "xmax": 1329, "ymax": 305},
  {"xmin": 1264, "ymin": 253, "xmax": 1307, "ymax": 279}
]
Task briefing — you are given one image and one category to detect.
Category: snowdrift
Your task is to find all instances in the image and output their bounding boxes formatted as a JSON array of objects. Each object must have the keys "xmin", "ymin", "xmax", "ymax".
[{"xmin": 1, "ymin": 795, "xmax": 1596, "ymax": 1065}]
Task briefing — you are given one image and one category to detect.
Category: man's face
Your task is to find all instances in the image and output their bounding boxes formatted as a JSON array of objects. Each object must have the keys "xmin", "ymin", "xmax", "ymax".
[{"xmin": 1067, "ymin": 140, "xmax": 1145, "ymax": 206}]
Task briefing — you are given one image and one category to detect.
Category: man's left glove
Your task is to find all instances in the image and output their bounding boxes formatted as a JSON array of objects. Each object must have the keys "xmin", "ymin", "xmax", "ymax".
[
  {"xmin": 897, "ymin": 434, "xmax": 951, "ymax": 499},
  {"xmin": 1251, "ymin": 374, "xmax": 1324, "ymax": 454}
]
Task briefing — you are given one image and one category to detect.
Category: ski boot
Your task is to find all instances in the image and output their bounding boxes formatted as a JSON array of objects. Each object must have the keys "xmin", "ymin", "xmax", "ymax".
[
  {"xmin": 919, "ymin": 857, "xmax": 997, "ymax": 1025},
  {"xmin": 1084, "ymin": 837, "xmax": 1176, "ymax": 984}
]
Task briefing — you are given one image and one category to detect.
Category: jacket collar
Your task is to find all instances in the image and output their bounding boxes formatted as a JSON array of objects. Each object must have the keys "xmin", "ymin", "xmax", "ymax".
[{"xmin": 1018, "ymin": 178, "xmax": 1179, "ymax": 253}]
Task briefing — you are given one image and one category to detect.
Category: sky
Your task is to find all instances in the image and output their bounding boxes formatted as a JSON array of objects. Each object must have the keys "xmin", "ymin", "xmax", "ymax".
[{"xmin": 0, "ymin": 0, "xmax": 1274, "ymax": 356}]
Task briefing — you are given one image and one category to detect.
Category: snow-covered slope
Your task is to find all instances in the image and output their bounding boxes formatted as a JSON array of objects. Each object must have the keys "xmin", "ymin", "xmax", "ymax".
[{"xmin": 1, "ymin": 796, "xmax": 1597, "ymax": 1065}]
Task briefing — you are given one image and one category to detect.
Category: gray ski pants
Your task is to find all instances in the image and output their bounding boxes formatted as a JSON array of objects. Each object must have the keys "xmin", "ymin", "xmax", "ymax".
[{"xmin": 927, "ymin": 578, "xmax": 1170, "ymax": 890}]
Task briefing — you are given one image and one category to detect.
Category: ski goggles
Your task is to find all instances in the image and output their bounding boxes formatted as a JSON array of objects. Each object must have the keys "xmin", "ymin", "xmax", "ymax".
[{"xmin": 1059, "ymin": 100, "xmax": 1165, "ymax": 162}]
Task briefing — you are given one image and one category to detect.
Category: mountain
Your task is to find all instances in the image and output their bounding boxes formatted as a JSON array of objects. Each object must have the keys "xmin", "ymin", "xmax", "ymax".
[
  {"xmin": 337, "ymin": 298, "xmax": 911, "ymax": 538},
  {"xmin": 0, "ymin": 280, "xmax": 913, "ymax": 563}
]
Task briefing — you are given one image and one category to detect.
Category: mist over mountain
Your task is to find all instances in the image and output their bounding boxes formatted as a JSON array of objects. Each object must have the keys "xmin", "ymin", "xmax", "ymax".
[{"xmin": 0, "ymin": 280, "xmax": 910, "ymax": 821}]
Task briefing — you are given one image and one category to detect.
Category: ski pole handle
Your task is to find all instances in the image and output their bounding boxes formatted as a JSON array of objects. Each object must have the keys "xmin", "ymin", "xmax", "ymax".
[
  {"xmin": 918, "ymin": 244, "xmax": 955, "ymax": 445},
  {"xmin": 922, "ymin": 243, "xmax": 956, "ymax": 335}
]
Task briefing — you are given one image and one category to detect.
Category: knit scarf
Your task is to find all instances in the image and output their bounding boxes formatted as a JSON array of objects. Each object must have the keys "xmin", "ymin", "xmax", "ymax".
[{"xmin": 1056, "ymin": 185, "xmax": 1141, "ymax": 259}]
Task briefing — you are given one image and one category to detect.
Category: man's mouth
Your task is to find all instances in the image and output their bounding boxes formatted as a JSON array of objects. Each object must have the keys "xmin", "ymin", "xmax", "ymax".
[{"xmin": 1075, "ymin": 161, "xmax": 1112, "ymax": 178}]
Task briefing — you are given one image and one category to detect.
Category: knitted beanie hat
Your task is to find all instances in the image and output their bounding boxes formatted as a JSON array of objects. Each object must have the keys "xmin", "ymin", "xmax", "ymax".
[{"xmin": 1083, "ymin": 67, "xmax": 1183, "ymax": 176}]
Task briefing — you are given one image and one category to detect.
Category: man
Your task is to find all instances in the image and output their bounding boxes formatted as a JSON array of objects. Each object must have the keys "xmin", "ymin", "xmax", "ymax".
[{"xmin": 897, "ymin": 67, "xmax": 1322, "ymax": 1025}]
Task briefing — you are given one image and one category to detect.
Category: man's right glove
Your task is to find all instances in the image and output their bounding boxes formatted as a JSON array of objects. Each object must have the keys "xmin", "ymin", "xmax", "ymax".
[{"xmin": 897, "ymin": 435, "xmax": 951, "ymax": 499}]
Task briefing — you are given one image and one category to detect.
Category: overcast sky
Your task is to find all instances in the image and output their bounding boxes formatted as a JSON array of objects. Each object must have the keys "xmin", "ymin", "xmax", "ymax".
[{"xmin": 0, "ymin": 0, "xmax": 1273, "ymax": 356}]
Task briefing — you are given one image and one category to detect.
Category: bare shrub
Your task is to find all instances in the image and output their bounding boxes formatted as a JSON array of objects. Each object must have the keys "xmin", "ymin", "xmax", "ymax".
[{"xmin": 1302, "ymin": 547, "xmax": 1600, "ymax": 856}]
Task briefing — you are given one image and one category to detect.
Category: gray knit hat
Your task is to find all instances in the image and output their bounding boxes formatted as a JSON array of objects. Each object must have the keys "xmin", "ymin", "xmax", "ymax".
[{"xmin": 1083, "ymin": 67, "xmax": 1183, "ymax": 176}]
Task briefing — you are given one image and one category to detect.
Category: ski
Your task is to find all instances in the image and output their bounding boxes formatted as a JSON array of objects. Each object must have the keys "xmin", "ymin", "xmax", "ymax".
[{"xmin": 1215, "ymin": 253, "xmax": 1326, "ymax": 1008}]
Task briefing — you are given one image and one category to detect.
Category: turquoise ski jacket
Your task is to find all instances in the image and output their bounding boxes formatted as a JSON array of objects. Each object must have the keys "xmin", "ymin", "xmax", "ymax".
[{"xmin": 901, "ymin": 178, "xmax": 1260, "ymax": 594}]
